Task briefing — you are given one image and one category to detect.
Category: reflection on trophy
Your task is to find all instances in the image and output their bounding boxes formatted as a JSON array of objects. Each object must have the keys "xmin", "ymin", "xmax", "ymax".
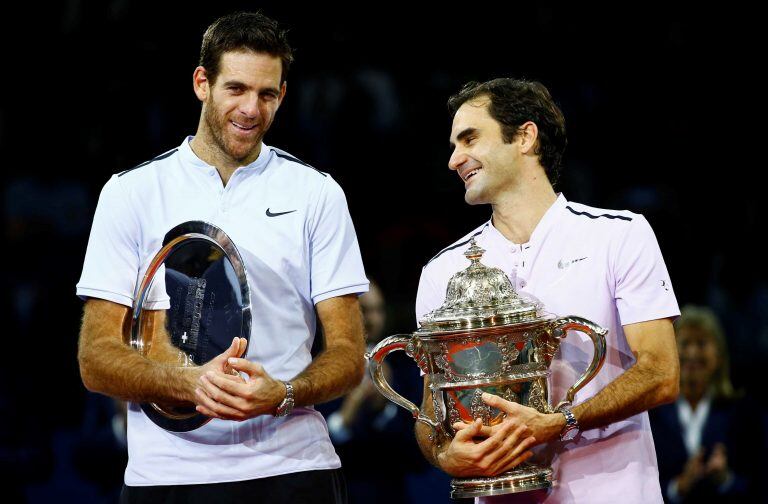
[
  {"xmin": 125, "ymin": 221, "xmax": 251, "ymax": 432},
  {"xmin": 366, "ymin": 240, "xmax": 607, "ymax": 498}
]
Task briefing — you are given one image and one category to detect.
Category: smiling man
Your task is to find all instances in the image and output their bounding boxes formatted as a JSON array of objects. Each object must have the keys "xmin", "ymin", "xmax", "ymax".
[
  {"xmin": 76, "ymin": 12, "xmax": 367, "ymax": 504},
  {"xmin": 414, "ymin": 79, "xmax": 681, "ymax": 503}
]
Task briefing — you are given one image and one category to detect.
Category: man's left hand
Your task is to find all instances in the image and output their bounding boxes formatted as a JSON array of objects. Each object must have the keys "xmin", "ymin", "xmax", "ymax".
[
  {"xmin": 194, "ymin": 357, "xmax": 286, "ymax": 421},
  {"xmin": 454, "ymin": 392, "xmax": 566, "ymax": 445}
]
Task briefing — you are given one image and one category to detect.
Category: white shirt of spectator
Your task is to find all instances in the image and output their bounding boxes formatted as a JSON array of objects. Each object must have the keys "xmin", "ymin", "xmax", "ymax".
[
  {"xmin": 416, "ymin": 194, "xmax": 679, "ymax": 504},
  {"xmin": 77, "ymin": 136, "xmax": 368, "ymax": 486}
]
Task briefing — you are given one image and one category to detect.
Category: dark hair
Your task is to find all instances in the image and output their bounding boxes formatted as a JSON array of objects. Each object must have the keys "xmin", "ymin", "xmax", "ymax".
[
  {"xmin": 448, "ymin": 78, "xmax": 567, "ymax": 184},
  {"xmin": 199, "ymin": 12, "xmax": 294, "ymax": 85}
]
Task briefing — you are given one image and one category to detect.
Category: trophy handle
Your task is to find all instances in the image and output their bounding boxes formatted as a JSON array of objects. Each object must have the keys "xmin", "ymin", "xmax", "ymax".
[
  {"xmin": 365, "ymin": 334, "xmax": 440, "ymax": 431},
  {"xmin": 549, "ymin": 316, "xmax": 607, "ymax": 410}
]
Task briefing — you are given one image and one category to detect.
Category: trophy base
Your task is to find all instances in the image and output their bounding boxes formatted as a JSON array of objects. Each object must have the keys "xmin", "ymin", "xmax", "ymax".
[{"xmin": 450, "ymin": 464, "xmax": 553, "ymax": 499}]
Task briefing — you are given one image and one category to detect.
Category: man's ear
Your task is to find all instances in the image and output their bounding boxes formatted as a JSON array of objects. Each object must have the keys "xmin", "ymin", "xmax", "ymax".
[
  {"xmin": 193, "ymin": 66, "xmax": 209, "ymax": 102},
  {"xmin": 518, "ymin": 121, "xmax": 539, "ymax": 155}
]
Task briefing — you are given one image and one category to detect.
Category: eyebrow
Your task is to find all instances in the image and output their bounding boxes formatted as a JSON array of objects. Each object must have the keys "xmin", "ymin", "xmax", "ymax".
[
  {"xmin": 222, "ymin": 80, "xmax": 281, "ymax": 95},
  {"xmin": 449, "ymin": 127, "xmax": 478, "ymax": 149}
]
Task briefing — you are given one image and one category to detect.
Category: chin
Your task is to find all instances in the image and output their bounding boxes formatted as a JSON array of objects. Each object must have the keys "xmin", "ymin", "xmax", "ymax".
[
  {"xmin": 464, "ymin": 190, "xmax": 488, "ymax": 206},
  {"xmin": 226, "ymin": 140, "xmax": 259, "ymax": 160}
]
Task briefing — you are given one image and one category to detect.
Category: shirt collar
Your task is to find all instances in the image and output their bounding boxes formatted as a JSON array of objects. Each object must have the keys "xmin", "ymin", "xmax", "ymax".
[
  {"xmin": 178, "ymin": 135, "xmax": 271, "ymax": 175},
  {"xmin": 484, "ymin": 193, "xmax": 568, "ymax": 249}
]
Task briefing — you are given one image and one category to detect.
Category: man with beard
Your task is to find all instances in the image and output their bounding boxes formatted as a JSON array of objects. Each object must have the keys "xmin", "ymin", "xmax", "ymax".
[{"xmin": 76, "ymin": 12, "xmax": 367, "ymax": 504}]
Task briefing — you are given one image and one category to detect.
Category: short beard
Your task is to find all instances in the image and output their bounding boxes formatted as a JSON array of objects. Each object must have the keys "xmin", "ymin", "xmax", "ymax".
[{"xmin": 203, "ymin": 95, "xmax": 262, "ymax": 163}]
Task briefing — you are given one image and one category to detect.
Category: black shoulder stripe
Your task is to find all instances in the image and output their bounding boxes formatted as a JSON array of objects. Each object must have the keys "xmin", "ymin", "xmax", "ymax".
[
  {"xmin": 566, "ymin": 206, "xmax": 632, "ymax": 221},
  {"xmin": 118, "ymin": 148, "xmax": 178, "ymax": 177},
  {"xmin": 274, "ymin": 151, "xmax": 327, "ymax": 177},
  {"xmin": 426, "ymin": 224, "xmax": 489, "ymax": 265}
]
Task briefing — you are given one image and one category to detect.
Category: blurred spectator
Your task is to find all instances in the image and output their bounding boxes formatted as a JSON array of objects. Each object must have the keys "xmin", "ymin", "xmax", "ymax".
[{"xmin": 650, "ymin": 305, "xmax": 759, "ymax": 502}]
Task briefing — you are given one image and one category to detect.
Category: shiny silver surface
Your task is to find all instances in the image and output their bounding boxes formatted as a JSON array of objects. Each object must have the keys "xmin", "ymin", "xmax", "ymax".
[
  {"xmin": 450, "ymin": 464, "xmax": 554, "ymax": 498},
  {"xmin": 366, "ymin": 239, "xmax": 607, "ymax": 497},
  {"xmin": 128, "ymin": 221, "xmax": 251, "ymax": 432}
]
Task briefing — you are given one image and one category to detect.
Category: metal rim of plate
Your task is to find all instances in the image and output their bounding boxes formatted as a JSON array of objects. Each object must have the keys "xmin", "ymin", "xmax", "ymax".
[{"xmin": 129, "ymin": 221, "xmax": 251, "ymax": 432}]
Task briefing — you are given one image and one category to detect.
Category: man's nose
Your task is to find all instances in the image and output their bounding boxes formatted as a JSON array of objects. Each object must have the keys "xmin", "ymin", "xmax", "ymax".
[
  {"xmin": 448, "ymin": 150, "xmax": 467, "ymax": 171},
  {"xmin": 239, "ymin": 94, "xmax": 262, "ymax": 119}
]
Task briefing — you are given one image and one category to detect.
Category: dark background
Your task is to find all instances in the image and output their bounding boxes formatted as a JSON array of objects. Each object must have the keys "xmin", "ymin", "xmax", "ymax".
[{"xmin": 2, "ymin": 2, "xmax": 766, "ymax": 502}]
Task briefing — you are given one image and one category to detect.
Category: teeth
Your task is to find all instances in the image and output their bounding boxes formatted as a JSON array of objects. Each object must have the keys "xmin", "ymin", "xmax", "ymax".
[
  {"xmin": 232, "ymin": 121, "xmax": 254, "ymax": 130},
  {"xmin": 464, "ymin": 169, "xmax": 480, "ymax": 181}
]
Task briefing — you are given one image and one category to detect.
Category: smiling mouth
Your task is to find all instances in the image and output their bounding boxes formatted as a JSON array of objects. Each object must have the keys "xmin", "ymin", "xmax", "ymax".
[
  {"xmin": 462, "ymin": 167, "xmax": 482, "ymax": 182},
  {"xmin": 231, "ymin": 120, "xmax": 257, "ymax": 131}
]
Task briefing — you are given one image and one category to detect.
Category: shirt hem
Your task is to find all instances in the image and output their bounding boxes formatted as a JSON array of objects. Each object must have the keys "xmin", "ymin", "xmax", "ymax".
[{"xmin": 124, "ymin": 461, "xmax": 343, "ymax": 487}]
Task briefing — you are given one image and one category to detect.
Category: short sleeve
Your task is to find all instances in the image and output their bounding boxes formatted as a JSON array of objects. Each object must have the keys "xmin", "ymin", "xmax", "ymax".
[
  {"xmin": 415, "ymin": 264, "xmax": 445, "ymax": 325},
  {"xmin": 309, "ymin": 176, "xmax": 368, "ymax": 304},
  {"xmin": 76, "ymin": 175, "xmax": 141, "ymax": 307},
  {"xmin": 613, "ymin": 215, "xmax": 680, "ymax": 325}
]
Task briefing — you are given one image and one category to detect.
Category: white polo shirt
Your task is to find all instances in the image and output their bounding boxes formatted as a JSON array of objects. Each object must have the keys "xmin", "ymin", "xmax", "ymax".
[
  {"xmin": 416, "ymin": 194, "xmax": 679, "ymax": 504},
  {"xmin": 77, "ymin": 136, "xmax": 369, "ymax": 486}
]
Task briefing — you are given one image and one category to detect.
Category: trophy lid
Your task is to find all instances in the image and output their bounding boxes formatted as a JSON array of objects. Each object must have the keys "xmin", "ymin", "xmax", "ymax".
[{"xmin": 418, "ymin": 239, "xmax": 544, "ymax": 332}]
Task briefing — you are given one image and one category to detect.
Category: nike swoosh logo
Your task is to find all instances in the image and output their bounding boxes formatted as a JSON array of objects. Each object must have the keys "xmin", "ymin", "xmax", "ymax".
[
  {"xmin": 266, "ymin": 208, "xmax": 297, "ymax": 217},
  {"xmin": 557, "ymin": 257, "xmax": 588, "ymax": 269}
]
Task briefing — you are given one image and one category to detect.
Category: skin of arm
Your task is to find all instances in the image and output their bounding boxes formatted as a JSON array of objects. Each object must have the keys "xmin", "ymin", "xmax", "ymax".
[
  {"xmin": 195, "ymin": 293, "xmax": 366, "ymax": 420},
  {"xmin": 466, "ymin": 318, "xmax": 680, "ymax": 446},
  {"xmin": 77, "ymin": 298, "xmax": 246, "ymax": 406}
]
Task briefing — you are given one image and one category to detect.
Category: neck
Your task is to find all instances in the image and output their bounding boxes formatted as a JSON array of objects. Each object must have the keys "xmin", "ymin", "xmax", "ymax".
[
  {"xmin": 681, "ymin": 381, "xmax": 709, "ymax": 410},
  {"xmin": 491, "ymin": 169, "xmax": 558, "ymax": 244},
  {"xmin": 190, "ymin": 120, "xmax": 261, "ymax": 186}
]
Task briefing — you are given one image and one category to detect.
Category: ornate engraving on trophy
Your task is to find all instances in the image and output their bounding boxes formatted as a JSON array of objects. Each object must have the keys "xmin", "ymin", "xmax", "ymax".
[
  {"xmin": 446, "ymin": 394, "xmax": 461, "ymax": 425},
  {"xmin": 469, "ymin": 389, "xmax": 492, "ymax": 424},
  {"xmin": 528, "ymin": 377, "xmax": 550, "ymax": 413}
]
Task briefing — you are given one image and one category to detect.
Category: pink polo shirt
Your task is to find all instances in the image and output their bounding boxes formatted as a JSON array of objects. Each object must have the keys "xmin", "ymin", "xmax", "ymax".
[{"xmin": 416, "ymin": 194, "xmax": 679, "ymax": 504}]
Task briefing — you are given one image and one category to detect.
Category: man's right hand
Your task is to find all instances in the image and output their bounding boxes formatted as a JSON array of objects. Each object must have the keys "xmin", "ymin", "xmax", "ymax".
[
  {"xmin": 184, "ymin": 337, "xmax": 247, "ymax": 403},
  {"xmin": 437, "ymin": 418, "xmax": 537, "ymax": 477}
]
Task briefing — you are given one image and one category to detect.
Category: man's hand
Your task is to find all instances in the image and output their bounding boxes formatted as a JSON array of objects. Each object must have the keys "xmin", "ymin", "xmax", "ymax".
[
  {"xmin": 179, "ymin": 337, "xmax": 247, "ymax": 403},
  {"xmin": 474, "ymin": 392, "xmax": 566, "ymax": 446},
  {"xmin": 193, "ymin": 356, "xmax": 286, "ymax": 421},
  {"xmin": 438, "ymin": 418, "xmax": 537, "ymax": 477}
]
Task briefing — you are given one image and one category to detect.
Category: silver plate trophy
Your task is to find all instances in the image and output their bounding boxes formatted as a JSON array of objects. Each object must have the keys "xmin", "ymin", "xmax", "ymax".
[
  {"xmin": 366, "ymin": 240, "xmax": 607, "ymax": 498},
  {"xmin": 126, "ymin": 221, "xmax": 251, "ymax": 432}
]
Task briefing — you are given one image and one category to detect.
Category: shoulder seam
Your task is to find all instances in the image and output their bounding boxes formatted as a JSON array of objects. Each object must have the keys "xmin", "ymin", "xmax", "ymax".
[
  {"xmin": 118, "ymin": 148, "xmax": 178, "ymax": 177},
  {"xmin": 272, "ymin": 149, "xmax": 327, "ymax": 177},
  {"xmin": 565, "ymin": 205, "xmax": 633, "ymax": 222},
  {"xmin": 426, "ymin": 223, "xmax": 489, "ymax": 265}
]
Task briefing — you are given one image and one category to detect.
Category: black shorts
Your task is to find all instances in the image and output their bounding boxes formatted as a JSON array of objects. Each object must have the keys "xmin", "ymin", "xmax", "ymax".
[{"xmin": 119, "ymin": 468, "xmax": 347, "ymax": 504}]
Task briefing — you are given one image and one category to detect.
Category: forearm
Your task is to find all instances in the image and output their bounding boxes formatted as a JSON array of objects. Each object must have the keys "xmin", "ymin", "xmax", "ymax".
[
  {"xmin": 291, "ymin": 342, "xmax": 365, "ymax": 407},
  {"xmin": 79, "ymin": 337, "xmax": 193, "ymax": 404},
  {"xmin": 78, "ymin": 300, "xmax": 194, "ymax": 405},
  {"xmin": 414, "ymin": 378, "xmax": 448, "ymax": 468},
  {"xmin": 416, "ymin": 420, "xmax": 448, "ymax": 468},
  {"xmin": 572, "ymin": 354, "xmax": 678, "ymax": 431}
]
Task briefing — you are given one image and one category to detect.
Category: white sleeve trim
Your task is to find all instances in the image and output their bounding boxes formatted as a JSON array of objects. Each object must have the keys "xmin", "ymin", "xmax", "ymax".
[
  {"xmin": 312, "ymin": 282, "xmax": 369, "ymax": 305},
  {"xmin": 76, "ymin": 287, "xmax": 170, "ymax": 310},
  {"xmin": 76, "ymin": 287, "xmax": 134, "ymax": 307}
]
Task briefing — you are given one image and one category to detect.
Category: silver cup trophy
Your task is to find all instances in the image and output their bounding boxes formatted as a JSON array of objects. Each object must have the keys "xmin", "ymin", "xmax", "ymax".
[
  {"xmin": 126, "ymin": 221, "xmax": 251, "ymax": 432},
  {"xmin": 366, "ymin": 240, "xmax": 607, "ymax": 498}
]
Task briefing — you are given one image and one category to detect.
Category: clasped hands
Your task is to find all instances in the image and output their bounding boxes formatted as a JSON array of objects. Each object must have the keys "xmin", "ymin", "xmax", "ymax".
[
  {"xmin": 187, "ymin": 337, "xmax": 286, "ymax": 421},
  {"xmin": 437, "ymin": 392, "xmax": 566, "ymax": 477}
]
